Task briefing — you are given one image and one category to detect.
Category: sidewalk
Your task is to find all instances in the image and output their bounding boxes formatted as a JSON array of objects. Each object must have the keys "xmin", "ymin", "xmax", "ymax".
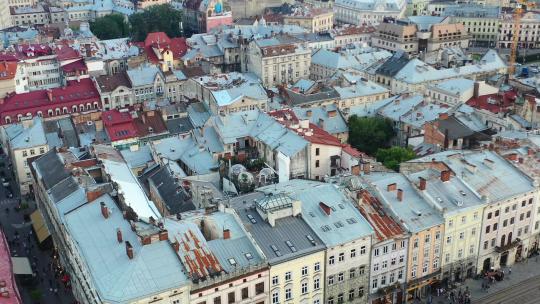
[{"xmin": 430, "ymin": 256, "xmax": 540, "ymax": 303}]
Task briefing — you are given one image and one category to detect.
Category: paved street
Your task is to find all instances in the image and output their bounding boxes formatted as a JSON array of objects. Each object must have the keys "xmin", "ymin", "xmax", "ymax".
[{"xmin": 0, "ymin": 154, "xmax": 75, "ymax": 304}]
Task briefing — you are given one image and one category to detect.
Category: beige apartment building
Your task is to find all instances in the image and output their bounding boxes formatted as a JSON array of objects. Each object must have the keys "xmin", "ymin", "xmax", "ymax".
[
  {"xmin": 247, "ymin": 36, "xmax": 311, "ymax": 87},
  {"xmin": 283, "ymin": 8, "xmax": 333, "ymax": 33}
]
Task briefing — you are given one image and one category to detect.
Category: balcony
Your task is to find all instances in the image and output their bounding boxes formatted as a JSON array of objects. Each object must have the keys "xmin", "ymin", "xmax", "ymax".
[{"xmin": 495, "ymin": 238, "xmax": 522, "ymax": 253}]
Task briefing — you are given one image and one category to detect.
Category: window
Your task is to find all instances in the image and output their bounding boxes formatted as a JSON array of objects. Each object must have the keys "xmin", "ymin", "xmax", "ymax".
[
  {"xmin": 30, "ymin": 149, "xmax": 35, "ymax": 155},
  {"xmin": 316, "ymin": 148, "xmax": 320, "ymax": 156},
  {"xmin": 22, "ymin": 150, "xmax": 28, "ymax": 157},
  {"xmin": 285, "ymin": 288, "xmax": 292, "ymax": 300},
  {"xmin": 349, "ymin": 268, "xmax": 355, "ymax": 279},
  {"xmin": 360, "ymin": 246, "xmax": 366, "ymax": 254},
  {"xmin": 461, "ymin": 216, "xmax": 466, "ymax": 223},
  {"xmin": 398, "ymin": 269, "xmax": 403, "ymax": 280},
  {"xmin": 446, "ymin": 236, "xmax": 452, "ymax": 244},
  {"xmin": 358, "ymin": 287, "xmax": 365, "ymax": 298},
  {"xmin": 472, "ymin": 228, "xmax": 476, "ymax": 236},
  {"xmin": 302, "ymin": 266, "xmax": 308, "ymax": 276},
  {"xmin": 469, "ymin": 245, "xmax": 475, "ymax": 254},
  {"xmin": 348, "ymin": 290, "xmax": 355, "ymax": 301},
  {"xmin": 314, "ymin": 277, "xmax": 320, "ymax": 290},
  {"xmin": 527, "ymin": 211, "xmax": 532, "ymax": 218},
  {"xmin": 512, "ymin": 204, "xmax": 517, "ymax": 211},
  {"xmin": 422, "ymin": 262, "xmax": 428, "ymax": 273},
  {"xmin": 459, "ymin": 232, "xmax": 465, "ymax": 240},
  {"xmin": 449, "ymin": 219, "xmax": 453, "ymax": 227},
  {"xmin": 380, "ymin": 275, "xmax": 386, "ymax": 286},
  {"xmin": 329, "ymin": 256, "xmax": 335, "ymax": 265},
  {"xmin": 272, "ymin": 291, "xmax": 279, "ymax": 304},
  {"xmin": 374, "ymin": 248, "xmax": 380, "ymax": 256},
  {"xmin": 510, "ymin": 217, "xmax": 515, "ymax": 224},
  {"xmin": 372, "ymin": 278, "xmax": 378, "ymax": 289},
  {"xmin": 328, "ymin": 275, "xmax": 335, "ymax": 285},
  {"xmin": 411, "ymin": 267, "xmax": 417, "ymax": 278},
  {"xmin": 401, "ymin": 240, "xmax": 406, "ymax": 248},
  {"xmin": 486, "ymin": 226, "xmax": 491, "ymax": 233},
  {"xmin": 338, "ymin": 252, "xmax": 345, "ymax": 262},
  {"xmin": 503, "ymin": 219, "xmax": 508, "ymax": 227},
  {"xmin": 338, "ymin": 272, "xmax": 344, "ymax": 282},
  {"xmin": 425, "ymin": 235, "xmax": 430, "ymax": 243},
  {"xmin": 350, "ymin": 249, "xmax": 356, "ymax": 258},
  {"xmin": 228, "ymin": 292, "xmax": 235, "ymax": 303},
  {"xmin": 315, "ymin": 160, "xmax": 320, "ymax": 168},
  {"xmin": 389, "ymin": 272, "xmax": 395, "ymax": 284},
  {"xmin": 493, "ymin": 223, "xmax": 498, "ymax": 231},
  {"xmin": 314, "ymin": 262, "xmax": 320, "ymax": 272},
  {"xmin": 505, "ymin": 206, "xmax": 510, "ymax": 213},
  {"xmin": 391, "ymin": 257, "xmax": 396, "ymax": 265},
  {"xmin": 373, "ymin": 263, "xmax": 379, "ymax": 271},
  {"xmin": 256, "ymin": 282, "xmax": 264, "ymax": 295},
  {"xmin": 491, "ymin": 238, "xmax": 496, "ymax": 247},
  {"xmin": 328, "ymin": 297, "xmax": 334, "ymax": 304},
  {"xmin": 487, "ymin": 212, "xmax": 492, "ymax": 219},
  {"xmin": 392, "ymin": 243, "xmax": 397, "ymax": 251},
  {"xmin": 39, "ymin": 147, "xmax": 45, "ymax": 154},
  {"xmin": 285, "ymin": 272, "xmax": 292, "ymax": 281},
  {"xmin": 495, "ymin": 210, "xmax": 500, "ymax": 216},
  {"xmin": 272, "ymin": 276, "xmax": 279, "ymax": 286},
  {"xmin": 399, "ymin": 255, "xmax": 404, "ymax": 263},
  {"xmin": 413, "ymin": 239, "xmax": 418, "ymax": 248},
  {"xmin": 359, "ymin": 266, "xmax": 365, "ymax": 275},
  {"xmin": 383, "ymin": 245, "xmax": 389, "ymax": 254},
  {"xmin": 484, "ymin": 241, "xmax": 488, "ymax": 249},
  {"xmin": 242, "ymin": 287, "xmax": 248, "ymax": 299},
  {"xmin": 214, "ymin": 296, "xmax": 221, "ymax": 304},
  {"xmin": 433, "ymin": 258, "xmax": 439, "ymax": 269},
  {"xmin": 382, "ymin": 261, "xmax": 388, "ymax": 269}
]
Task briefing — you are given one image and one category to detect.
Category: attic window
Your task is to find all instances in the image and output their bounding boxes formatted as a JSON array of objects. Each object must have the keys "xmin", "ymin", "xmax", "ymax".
[
  {"xmin": 228, "ymin": 258, "xmax": 237, "ymax": 265},
  {"xmin": 321, "ymin": 225, "xmax": 331, "ymax": 232},
  {"xmin": 245, "ymin": 253, "xmax": 253, "ymax": 260},
  {"xmin": 334, "ymin": 221, "xmax": 344, "ymax": 228},
  {"xmin": 338, "ymin": 203, "xmax": 345, "ymax": 209},
  {"xmin": 346, "ymin": 218, "xmax": 358, "ymax": 224}
]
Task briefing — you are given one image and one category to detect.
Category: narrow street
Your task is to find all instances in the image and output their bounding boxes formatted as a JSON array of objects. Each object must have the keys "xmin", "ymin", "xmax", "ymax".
[{"xmin": 0, "ymin": 154, "xmax": 75, "ymax": 304}]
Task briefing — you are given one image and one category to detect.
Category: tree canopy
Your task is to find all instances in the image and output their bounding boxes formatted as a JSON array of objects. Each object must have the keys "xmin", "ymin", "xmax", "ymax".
[
  {"xmin": 128, "ymin": 4, "xmax": 184, "ymax": 41},
  {"xmin": 90, "ymin": 14, "xmax": 129, "ymax": 40},
  {"xmin": 348, "ymin": 115, "xmax": 395, "ymax": 155},
  {"xmin": 376, "ymin": 146, "xmax": 416, "ymax": 171}
]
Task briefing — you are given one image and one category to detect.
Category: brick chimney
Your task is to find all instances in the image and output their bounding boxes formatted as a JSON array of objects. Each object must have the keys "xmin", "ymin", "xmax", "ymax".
[
  {"xmin": 441, "ymin": 170, "xmax": 451, "ymax": 182},
  {"xmin": 439, "ymin": 113, "xmax": 449, "ymax": 120},
  {"xmin": 473, "ymin": 81, "xmax": 480, "ymax": 98},
  {"xmin": 125, "ymin": 241, "xmax": 134, "ymax": 259},
  {"xmin": 158, "ymin": 230, "xmax": 168, "ymax": 241},
  {"xmin": 223, "ymin": 228, "xmax": 231, "ymax": 240},
  {"xmin": 100, "ymin": 202, "xmax": 109, "ymax": 219},
  {"xmin": 506, "ymin": 153, "xmax": 518, "ymax": 161},
  {"xmin": 387, "ymin": 183, "xmax": 397, "ymax": 191},
  {"xmin": 397, "ymin": 189, "xmax": 403, "ymax": 202},
  {"xmin": 117, "ymin": 228, "xmax": 122, "ymax": 243},
  {"xmin": 319, "ymin": 202, "xmax": 332, "ymax": 215},
  {"xmin": 419, "ymin": 177, "xmax": 427, "ymax": 190}
]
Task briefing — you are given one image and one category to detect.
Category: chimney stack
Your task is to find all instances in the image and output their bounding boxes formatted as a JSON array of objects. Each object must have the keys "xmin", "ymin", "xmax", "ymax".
[
  {"xmin": 100, "ymin": 202, "xmax": 109, "ymax": 219},
  {"xmin": 223, "ymin": 229, "xmax": 231, "ymax": 240},
  {"xmin": 387, "ymin": 183, "xmax": 397, "ymax": 191},
  {"xmin": 438, "ymin": 113, "xmax": 449, "ymax": 120},
  {"xmin": 441, "ymin": 170, "xmax": 451, "ymax": 182},
  {"xmin": 117, "ymin": 228, "xmax": 122, "ymax": 243},
  {"xmin": 158, "ymin": 230, "xmax": 168, "ymax": 241},
  {"xmin": 397, "ymin": 189, "xmax": 403, "ymax": 202},
  {"xmin": 519, "ymin": 157, "xmax": 524, "ymax": 164},
  {"xmin": 473, "ymin": 81, "xmax": 480, "ymax": 98},
  {"xmin": 507, "ymin": 153, "xmax": 518, "ymax": 161},
  {"xmin": 419, "ymin": 177, "xmax": 426, "ymax": 190},
  {"xmin": 125, "ymin": 241, "xmax": 134, "ymax": 259}
]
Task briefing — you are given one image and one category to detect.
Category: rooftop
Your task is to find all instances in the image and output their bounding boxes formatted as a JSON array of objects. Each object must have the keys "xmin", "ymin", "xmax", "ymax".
[
  {"xmin": 192, "ymin": 72, "xmax": 268, "ymax": 107},
  {"xmin": 4, "ymin": 117, "xmax": 47, "ymax": 149},
  {"xmin": 229, "ymin": 192, "xmax": 325, "ymax": 265},
  {"xmin": 356, "ymin": 188, "xmax": 406, "ymax": 241}
]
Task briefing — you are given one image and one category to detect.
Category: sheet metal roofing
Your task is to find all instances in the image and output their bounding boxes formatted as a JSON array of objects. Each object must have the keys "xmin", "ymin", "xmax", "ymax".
[
  {"xmin": 399, "ymin": 103, "xmax": 449, "ymax": 128},
  {"xmin": 407, "ymin": 169, "xmax": 486, "ymax": 216},
  {"xmin": 293, "ymin": 104, "xmax": 348, "ymax": 135},
  {"xmin": 4, "ymin": 117, "xmax": 47, "ymax": 149},
  {"xmin": 127, "ymin": 64, "xmax": 161, "ymax": 87},
  {"xmin": 229, "ymin": 192, "xmax": 325, "ymax": 265},
  {"xmin": 362, "ymin": 173, "xmax": 444, "ymax": 233},
  {"xmin": 64, "ymin": 194, "xmax": 187, "ymax": 303},
  {"xmin": 259, "ymin": 180, "xmax": 373, "ymax": 246},
  {"xmin": 151, "ymin": 136, "xmax": 218, "ymax": 175},
  {"xmin": 164, "ymin": 211, "xmax": 265, "ymax": 277},
  {"xmin": 412, "ymin": 150, "xmax": 536, "ymax": 203},
  {"xmin": 356, "ymin": 188, "xmax": 406, "ymax": 241},
  {"xmin": 335, "ymin": 78, "xmax": 389, "ymax": 99},
  {"xmin": 377, "ymin": 94, "xmax": 424, "ymax": 121},
  {"xmin": 430, "ymin": 78, "xmax": 475, "ymax": 96},
  {"xmin": 334, "ymin": 0, "xmax": 405, "ymax": 11},
  {"xmin": 193, "ymin": 72, "xmax": 268, "ymax": 107},
  {"xmin": 394, "ymin": 50, "xmax": 506, "ymax": 84},
  {"xmin": 101, "ymin": 158, "xmax": 161, "ymax": 221}
]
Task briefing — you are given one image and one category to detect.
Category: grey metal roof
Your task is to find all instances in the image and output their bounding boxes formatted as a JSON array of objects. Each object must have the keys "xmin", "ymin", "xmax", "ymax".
[
  {"xmin": 148, "ymin": 166, "xmax": 196, "ymax": 214},
  {"xmin": 376, "ymin": 52, "xmax": 409, "ymax": 77},
  {"xmin": 165, "ymin": 117, "xmax": 194, "ymax": 135},
  {"xmin": 33, "ymin": 150, "xmax": 70, "ymax": 190},
  {"xmin": 229, "ymin": 192, "xmax": 325, "ymax": 265}
]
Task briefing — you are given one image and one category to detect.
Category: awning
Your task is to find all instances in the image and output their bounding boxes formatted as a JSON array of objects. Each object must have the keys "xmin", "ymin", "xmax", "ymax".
[
  {"xmin": 11, "ymin": 257, "xmax": 33, "ymax": 275},
  {"xmin": 30, "ymin": 209, "xmax": 50, "ymax": 244}
]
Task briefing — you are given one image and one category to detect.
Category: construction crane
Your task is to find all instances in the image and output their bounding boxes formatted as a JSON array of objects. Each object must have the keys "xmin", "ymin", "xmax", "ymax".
[{"xmin": 508, "ymin": 0, "xmax": 536, "ymax": 76}]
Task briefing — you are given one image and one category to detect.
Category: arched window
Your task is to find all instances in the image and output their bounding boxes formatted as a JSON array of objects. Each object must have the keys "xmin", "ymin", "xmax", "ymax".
[
  {"xmin": 5, "ymin": 116, "xmax": 11, "ymax": 124},
  {"xmin": 72, "ymin": 105, "xmax": 77, "ymax": 112},
  {"xmin": 17, "ymin": 114, "xmax": 22, "ymax": 121},
  {"xmin": 55, "ymin": 108, "xmax": 61, "ymax": 115},
  {"xmin": 37, "ymin": 111, "xmax": 43, "ymax": 117},
  {"xmin": 501, "ymin": 235, "xmax": 506, "ymax": 247},
  {"xmin": 63, "ymin": 107, "xmax": 68, "ymax": 114},
  {"xmin": 79, "ymin": 105, "xmax": 84, "ymax": 112},
  {"xmin": 48, "ymin": 109, "xmax": 53, "ymax": 116},
  {"xmin": 93, "ymin": 102, "xmax": 99, "ymax": 109},
  {"xmin": 26, "ymin": 112, "xmax": 32, "ymax": 118},
  {"xmin": 86, "ymin": 103, "xmax": 91, "ymax": 111}
]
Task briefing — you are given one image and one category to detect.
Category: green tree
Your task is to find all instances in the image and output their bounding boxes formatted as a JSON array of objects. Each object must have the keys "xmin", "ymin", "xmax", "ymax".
[
  {"xmin": 128, "ymin": 4, "xmax": 184, "ymax": 41},
  {"xmin": 375, "ymin": 146, "xmax": 416, "ymax": 171},
  {"xmin": 90, "ymin": 14, "xmax": 129, "ymax": 40},
  {"xmin": 348, "ymin": 115, "xmax": 395, "ymax": 155}
]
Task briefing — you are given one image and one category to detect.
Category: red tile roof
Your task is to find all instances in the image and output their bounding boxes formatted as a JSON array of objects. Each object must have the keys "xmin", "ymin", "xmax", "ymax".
[
  {"xmin": 0, "ymin": 61, "xmax": 18, "ymax": 81},
  {"xmin": 269, "ymin": 109, "xmax": 343, "ymax": 147},
  {"xmin": 13, "ymin": 44, "xmax": 53, "ymax": 59},
  {"xmin": 142, "ymin": 32, "xmax": 187, "ymax": 63},
  {"xmin": 0, "ymin": 78, "xmax": 100, "ymax": 124},
  {"xmin": 61, "ymin": 59, "xmax": 87, "ymax": 73},
  {"xmin": 466, "ymin": 90, "xmax": 517, "ymax": 114},
  {"xmin": 102, "ymin": 109, "xmax": 138, "ymax": 142},
  {"xmin": 356, "ymin": 189, "xmax": 405, "ymax": 241},
  {"xmin": 53, "ymin": 43, "xmax": 81, "ymax": 61},
  {"xmin": 0, "ymin": 230, "xmax": 22, "ymax": 304}
]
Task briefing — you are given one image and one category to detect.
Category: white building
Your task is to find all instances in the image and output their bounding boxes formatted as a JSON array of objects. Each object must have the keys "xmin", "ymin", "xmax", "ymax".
[{"xmin": 334, "ymin": 0, "xmax": 407, "ymax": 26}]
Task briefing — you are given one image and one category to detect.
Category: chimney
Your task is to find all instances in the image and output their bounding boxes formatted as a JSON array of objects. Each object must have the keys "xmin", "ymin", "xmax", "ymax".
[
  {"xmin": 528, "ymin": 148, "xmax": 535, "ymax": 156},
  {"xmin": 439, "ymin": 113, "xmax": 449, "ymax": 120},
  {"xmin": 397, "ymin": 189, "xmax": 403, "ymax": 202},
  {"xmin": 474, "ymin": 81, "xmax": 480, "ymax": 98},
  {"xmin": 419, "ymin": 177, "xmax": 426, "ymax": 190},
  {"xmin": 319, "ymin": 202, "xmax": 332, "ymax": 215},
  {"xmin": 387, "ymin": 183, "xmax": 397, "ymax": 191},
  {"xmin": 363, "ymin": 163, "xmax": 371, "ymax": 175},
  {"xmin": 172, "ymin": 241, "xmax": 180, "ymax": 252},
  {"xmin": 158, "ymin": 230, "xmax": 168, "ymax": 241},
  {"xmin": 100, "ymin": 202, "xmax": 109, "ymax": 219},
  {"xmin": 519, "ymin": 157, "xmax": 524, "ymax": 164},
  {"xmin": 441, "ymin": 170, "xmax": 451, "ymax": 182},
  {"xmin": 125, "ymin": 241, "xmax": 134, "ymax": 259},
  {"xmin": 117, "ymin": 228, "xmax": 123, "ymax": 243},
  {"xmin": 506, "ymin": 153, "xmax": 518, "ymax": 161},
  {"xmin": 223, "ymin": 228, "xmax": 231, "ymax": 239},
  {"xmin": 46, "ymin": 89, "xmax": 53, "ymax": 102}
]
